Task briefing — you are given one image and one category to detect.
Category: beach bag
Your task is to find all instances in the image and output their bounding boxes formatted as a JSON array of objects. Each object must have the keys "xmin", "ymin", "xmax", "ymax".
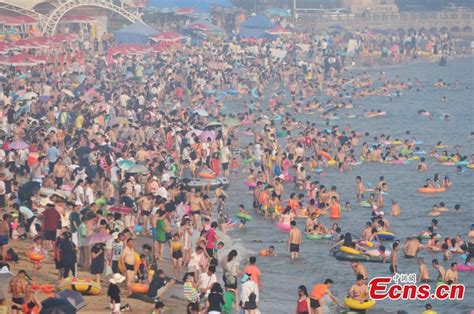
[{"xmin": 7, "ymin": 248, "xmax": 19, "ymax": 262}]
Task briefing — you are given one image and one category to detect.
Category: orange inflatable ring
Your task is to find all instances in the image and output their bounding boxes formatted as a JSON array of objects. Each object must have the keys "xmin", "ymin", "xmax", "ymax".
[
  {"xmin": 198, "ymin": 171, "xmax": 216, "ymax": 179},
  {"xmin": 316, "ymin": 150, "xmax": 332, "ymax": 160},
  {"xmin": 260, "ymin": 249, "xmax": 268, "ymax": 256},
  {"xmin": 29, "ymin": 252, "xmax": 45, "ymax": 262},
  {"xmin": 130, "ymin": 283, "xmax": 149, "ymax": 294},
  {"xmin": 417, "ymin": 187, "xmax": 446, "ymax": 193}
]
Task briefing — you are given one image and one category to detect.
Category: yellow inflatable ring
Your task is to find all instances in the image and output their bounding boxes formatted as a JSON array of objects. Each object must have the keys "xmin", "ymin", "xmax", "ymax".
[
  {"xmin": 340, "ymin": 246, "xmax": 361, "ymax": 255},
  {"xmin": 344, "ymin": 297, "xmax": 376, "ymax": 310}
]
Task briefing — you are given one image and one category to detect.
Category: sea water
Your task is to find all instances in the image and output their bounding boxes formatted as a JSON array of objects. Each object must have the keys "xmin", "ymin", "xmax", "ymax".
[{"xmin": 224, "ymin": 57, "xmax": 474, "ymax": 313}]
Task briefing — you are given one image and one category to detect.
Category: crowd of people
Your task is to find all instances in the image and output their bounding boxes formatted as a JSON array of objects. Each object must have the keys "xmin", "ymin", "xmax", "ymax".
[{"xmin": 0, "ymin": 12, "xmax": 472, "ymax": 314}]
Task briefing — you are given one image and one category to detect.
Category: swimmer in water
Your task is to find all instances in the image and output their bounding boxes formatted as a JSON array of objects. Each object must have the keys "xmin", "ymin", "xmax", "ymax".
[
  {"xmin": 390, "ymin": 199, "xmax": 400, "ymax": 216},
  {"xmin": 428, "ymin": 205, "xmax": 441, "ymax": 217},
  {"xmin": 418, "ymin": 157, "xmax": 428, "ymax": 171}
]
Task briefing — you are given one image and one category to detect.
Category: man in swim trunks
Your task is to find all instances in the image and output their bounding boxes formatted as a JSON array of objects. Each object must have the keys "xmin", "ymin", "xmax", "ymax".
[
  {"xmin": 350, "ymin": 261, "xmax": 368, "ymax": 280},
  {"xmin": 444, "ymin": 262, "xmax": 459, "ymax": 284},
  {"xmin": 418, "ymin": 257, "xmax": 431, "ymax": 282},
  {"xmin": 309, "ymin": 279, "xmax": 342, "ymax": 314},
  {"xmin": 121, "ymin": 239, "xmax": 137, "ymax": 290},
  {"xmin": 432, "ymin": 259, "xmax": 446, "ymax": 281},
  {"xmin": 403, "ymin": 237, "xmax": 421, "ymax": 258},
  {"xmin": 288, "ymin": 220, "xmax": 301, "ymax": 259},
  {"xmin": 349, "ymin": 274, "xmax": 370, "ymax": 302}
]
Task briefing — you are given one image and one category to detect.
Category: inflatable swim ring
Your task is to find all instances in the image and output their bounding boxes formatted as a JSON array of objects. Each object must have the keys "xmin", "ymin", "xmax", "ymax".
[
  {"xmin": 456, "ymin": 161, "xmax": 468, "ymax": 167},
  {"xmin": 456, "ymin": 265, "xmax": 474, "ymax": 272},
  {"xmin": 340, "ymin": 246, "xmax": 361, "ymax": 255},
  {"xmin": 244, "ymin": 181, "xmax": 257, "ymax": 188},
  {"xmin": 130, "ymin": 283, "xmax": 149, "ymax": 294},
  {"xmin": 467, "ymin": 164, "xmax": 474, "ymax": 169},
  {"xmin": 276, "ymin": 223, "xmax": 291, "ymax": 232},
  {"xmin": 28, "ymin": 252, "xmax": 45, "ymax": 262},
  {"xmin": 59, "ymin": 277, "xmax": 101, "ymax": 295},
  {"xmin": 327, "ymin": 160, "xmax": 337, "ymax": 167},
  {"xmin": 306, "ymin": 233, "xmax": 332, "ymax": 240},
  {"xmin": 236, "ymin": 212, "xmax": 252, "ymax": 221},
  {"xmin": 198, "ymin": 171, "xmax": 216, "ymax": 179},
  {"xmin": 375, "ymin": 231, "xmax": 396, "ymax": 241},
  {"xmin": 417, "ymin": 187, "xmax": 446, "ymax": 193},
  {"xmin": 316, "ymin": 150, "xmax": 332, "ymax": 160},
  {"xmin": 334, "ymin": 252, "xmax": 383, "ymax": 263},
  {"xmin": 359, "ymin": 201, "xmax": 371, "ymax": 208},
  {"xmin": 420, "ymin": 233, "xmax": 442, "ymax": 239},
  {"xmin": 344, "ymin": 297, "xmax": 376, "ymax": 310}
]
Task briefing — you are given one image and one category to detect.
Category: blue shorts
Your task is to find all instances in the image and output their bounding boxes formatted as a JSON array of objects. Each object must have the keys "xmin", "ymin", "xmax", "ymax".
[
  {"xmin": 0, "ymin": 235, "xmax": 8, "ymax": 246},
  {"xmin": 151, "ymin": 228, "xmax": 156, "ymax": 240}
]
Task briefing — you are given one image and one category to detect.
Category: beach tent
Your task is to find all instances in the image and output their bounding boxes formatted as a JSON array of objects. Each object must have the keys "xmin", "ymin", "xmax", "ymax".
[
  {"xmin": 241, "ymin": 14, "xmax": 275, "ymax": 30},
  {"xmin": 183, "ymin": 19, "xmax": 223, "ymax": 33},
  {"xmin": 114, "ymin": 22, "xmax": 158, "ymax": 44}
]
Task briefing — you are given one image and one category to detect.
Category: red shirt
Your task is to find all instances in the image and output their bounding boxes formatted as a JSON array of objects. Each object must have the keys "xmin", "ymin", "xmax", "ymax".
[
  {"xmin": 206, "ymin": 228, "xmax": 217, "ymax": 249},
  {"xmin": 43, "ymin": 207, "xmax": 60, "ymax": 231}
]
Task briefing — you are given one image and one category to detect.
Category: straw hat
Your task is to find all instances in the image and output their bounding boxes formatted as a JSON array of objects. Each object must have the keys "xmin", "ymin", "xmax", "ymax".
[{"xmin": 109, "ymin": 273, "xmax": 125, "ymax": 284}]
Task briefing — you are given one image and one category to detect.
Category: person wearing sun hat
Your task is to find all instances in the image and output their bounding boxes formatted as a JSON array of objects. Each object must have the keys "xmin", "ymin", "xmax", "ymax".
[
  {"xmin": 240, "ymin": 273, "xmax": 259, "ymax": 313},
  {"xmin": 108, "ymin": 273, "xmax": 128, "ymax": 314}
]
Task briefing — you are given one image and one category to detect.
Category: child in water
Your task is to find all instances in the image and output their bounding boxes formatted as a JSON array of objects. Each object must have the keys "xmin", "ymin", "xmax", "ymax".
[{"xmin": 238, "ymin": 204, "xmax": 249, "ymax": 229}]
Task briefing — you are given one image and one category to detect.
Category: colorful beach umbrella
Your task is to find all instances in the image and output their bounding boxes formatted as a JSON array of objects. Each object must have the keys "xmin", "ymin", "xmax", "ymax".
[{"xmin": 9, "ymin": 140, "xmax": 29, "ymax": 150}]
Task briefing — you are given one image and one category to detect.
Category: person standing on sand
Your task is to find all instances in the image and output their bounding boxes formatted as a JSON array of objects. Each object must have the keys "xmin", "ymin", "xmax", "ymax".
[
  {"xmin": 0, "ymin": 214, "xmax": 11, "ymax": 261},
  {"xmin": 121, "ymin": 238, "xmax": 137, "ymax": 290},
  {"xmin": 288, "ymin": 220, "xmax": 301, "ymax": 259}
]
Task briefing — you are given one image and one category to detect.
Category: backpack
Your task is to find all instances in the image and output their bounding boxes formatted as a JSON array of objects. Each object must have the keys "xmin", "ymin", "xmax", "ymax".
[{"xmin": 7, "ymin": 248, "xmax": 19, "ymax": 263}]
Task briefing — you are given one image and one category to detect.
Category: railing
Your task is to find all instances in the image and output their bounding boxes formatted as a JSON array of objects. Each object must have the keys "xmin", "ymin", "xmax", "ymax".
[{"xmin": 297, "ymin": 11, "xmax": 474, "ymax": 24}]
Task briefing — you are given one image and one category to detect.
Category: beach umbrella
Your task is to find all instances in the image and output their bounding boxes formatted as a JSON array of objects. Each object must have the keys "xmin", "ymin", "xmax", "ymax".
[
  {"xmin": 118, "ymin": 159, "xmax": 135, "ymax": 170},
  {"xmin": 56, "ymin": 290, "xmax": 86, "ymax": 311},
  {"xmin": 199, "ymin": 130, "xmax": 216, "ymax": 141},
  {"xmin": 9, "ymin": 140, "xmax": 29, "ymax": 150},
  {"xmin": 204, "ymin": 121, "xmax": 222, "ymax": 131},
  {"xmin": 194, "ymin": 109, "xmax": 209, "ymax": 117},
  {"xmin": 61, "ymin": 89, "xmax": 74, "ymax": 97},
  {"xmin": 223, "ymin": 117, "xmax": 240, "ymax": 127},
  {"xmin": 40, "ymin": 297, "xmax": 76, "ymax": 314},
  {"xmin": 18, "ymin": 181, "xmax": 41, "ymax": 200},
  {"xmin": 185, "ymin": 129, "xmax": 203, "ymax": 139},
  {"xmin": 108, "ymin": 206, "xmax": 134, "ymax": 214},
  {"xmin": 86, "ymin": 232, "xmax": 113, "ymax": 246},
  {"xmin": 126, "ymin": 164, "xmax": 148, "ymax": 174},
  {"xmin": 23, "ymin": 92, "xmax": 38, "ymax": 100}
]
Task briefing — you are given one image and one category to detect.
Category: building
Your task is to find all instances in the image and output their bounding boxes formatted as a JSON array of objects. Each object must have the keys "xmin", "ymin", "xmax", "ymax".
[{"xmin": 341, "ymin": 0, "xmax": 399, "ymax": 13}]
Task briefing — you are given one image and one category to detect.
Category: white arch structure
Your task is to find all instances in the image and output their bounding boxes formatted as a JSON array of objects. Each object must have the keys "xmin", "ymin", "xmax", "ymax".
[
  {"xmin": 0, "ymin": 1, "xmax": 47, "ymax": 27},
  {"xmin": 41, "ymin": 0, "xmax": 142, "ymax": 35}
]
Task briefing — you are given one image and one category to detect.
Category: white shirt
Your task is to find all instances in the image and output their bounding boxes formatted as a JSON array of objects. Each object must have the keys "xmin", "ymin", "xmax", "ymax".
[
  {"xmin": 241, "ymin": 280, "xmax": 259, "ymax": 304},
  {"xmin": 110, "ymin": 166, "xmax": 119, "ymax": 182},
  {"xmin": 198, "ymin": 272, "xmax": 217, "ymax": 292},
  {"xmin": 85, "ymin": 186, "xmax": 94, "ymax": 205},
  {"xmin": 74, "ymin": 186, "xmax": 84, "ymax": 204}
]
